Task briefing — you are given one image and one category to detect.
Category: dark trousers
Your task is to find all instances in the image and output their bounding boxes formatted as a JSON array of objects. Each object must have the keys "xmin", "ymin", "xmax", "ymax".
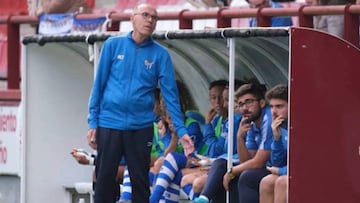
[
  {"xmin": 94, "ymin": 126, "xmax": 153, "ymax": 203},
  {"xmin": 200, "ymin": 159, "xmax": 239, "ymax": 203},
  {"xmin": 238, "ymin": 168, "xmax": 271, "ymax": 203}
]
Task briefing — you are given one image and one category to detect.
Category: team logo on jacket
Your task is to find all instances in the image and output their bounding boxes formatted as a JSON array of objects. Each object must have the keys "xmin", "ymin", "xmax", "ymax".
[
  {"xmin": 144, "ymin": 60, "xmax": 154, "ymax": 70},
  {"xmin": 117, "ymin": 54, "xmax": 124, "ymax": 60}
]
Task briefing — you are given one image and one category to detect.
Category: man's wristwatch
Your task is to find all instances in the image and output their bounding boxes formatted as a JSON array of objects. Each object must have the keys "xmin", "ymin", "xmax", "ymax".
[{"xmin": 227, "ymin": 167, "xmax": 235, "ymax": 179}]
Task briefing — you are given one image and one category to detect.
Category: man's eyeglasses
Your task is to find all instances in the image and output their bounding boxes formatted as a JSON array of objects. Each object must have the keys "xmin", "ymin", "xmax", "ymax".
[
  {"xmin": 134, "ymin": 12, "xmax": 158, "ymax": 21},
  {"xmin": 238, "ymin": 98, "xmax": 258, "ymax": 109}
]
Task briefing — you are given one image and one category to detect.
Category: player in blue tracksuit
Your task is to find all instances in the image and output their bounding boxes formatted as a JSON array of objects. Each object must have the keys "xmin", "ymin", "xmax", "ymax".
[
  {"xmin": 149, "ymin": 114, "xmax": 207, "ymax": 203},
  {"xmin": 149, "ymin": 80, "xmax": 228, "ymax": 203},
  {"xmin": 87, "ymin": 4, "xmax": 194, "ymax": 203},
  {"xmin": 270, "ymin": 128, "xmax": 288, "ymax": 175},
  {"xmin": 259, "ymin": 84, "xmax": 289, "ymax": 203},
  {"xmin": 204, "ymin": 86, "xmax": 243, "ymax": 164}
]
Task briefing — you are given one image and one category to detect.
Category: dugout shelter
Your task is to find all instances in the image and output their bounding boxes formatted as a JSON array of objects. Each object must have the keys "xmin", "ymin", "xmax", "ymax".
[{"xmin": 19, "ymin": 27, "xmax": 360, "ymax": 203}]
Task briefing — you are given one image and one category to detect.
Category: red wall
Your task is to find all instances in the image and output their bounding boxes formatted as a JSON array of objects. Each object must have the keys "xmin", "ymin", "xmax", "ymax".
[
  {"xmin": 0, "ymin": 0, "xmax": 28, "ymax": 15},
  {"xmin": 0, "ymin": 25, "xmax": 7, "ymax": 78},
  {"xmin": 0, "ymin": 0, "xmax": 27, "ymax": 79},
  {"xmin": 289, "ymin": 27, "xmax": 360, "ymax": 203}
]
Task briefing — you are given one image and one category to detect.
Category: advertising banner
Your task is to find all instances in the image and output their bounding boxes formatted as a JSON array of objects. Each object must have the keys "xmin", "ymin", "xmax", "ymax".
[
  {"xmin": 38, "ymin": 13, "xmax": 75, "ymax": 35},
  {"xmin": 39, "ymin": 13, "xmax": 106, "ymax": 35},
  {"xmin": 72, "ymin": 17, "xmax": 106, "ymax": 33},
  {"xmin": 0, "ymin": 106, "xmax": 20, "ymax": 175}
]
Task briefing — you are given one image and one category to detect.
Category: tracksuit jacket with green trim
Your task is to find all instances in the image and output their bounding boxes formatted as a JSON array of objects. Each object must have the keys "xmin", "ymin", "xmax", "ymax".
[{"xmin": 151, "ymin": 116, "xmax": 204, "ymax": 158}]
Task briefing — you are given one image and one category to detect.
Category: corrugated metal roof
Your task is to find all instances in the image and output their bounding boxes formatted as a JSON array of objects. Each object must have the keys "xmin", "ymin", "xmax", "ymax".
[
  {"xmin": 22, "ymin": 29, "xmax": 289, "ymax": 113},
  {"xmin": 160, "ymin": 36, "xmax": 289, "ymax": 112}
]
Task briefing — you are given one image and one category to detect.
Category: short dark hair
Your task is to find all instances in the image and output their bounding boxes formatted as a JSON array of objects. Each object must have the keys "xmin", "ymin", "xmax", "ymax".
[
  {"xmin": 176, "ymin": 80, "xmax": 195, "ymax": 113},
  {"xmin": 209, "ymin": 79, "xmax": 228, "ymax": 90},
  {"xmin": 265, "ymin": 84, "xmax": 288, "ymax": 102},
  {"xmin": 224, "ymin": 79, "xmax": 246, "ymax": 91},
  {"xmin": 235, "ymin": 79, "xmax": 246, "ymax": 90},
  {"xmin": 235, "ymin": 79, "xmax": 267, "ymax": 100}
]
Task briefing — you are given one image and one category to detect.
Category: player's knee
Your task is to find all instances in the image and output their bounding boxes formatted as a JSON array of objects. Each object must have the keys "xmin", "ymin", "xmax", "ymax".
[
  {"xmin": 192, "ymin": 178, "xmax": 204, "ymax": 193},
  {"xmin": 260, "ymin": 175, "xmax": 276, "ymax": 193},
  {"xmin": 181, "ymin": 175, "xmax": 192, "ymax": 186},
  {"xmin": 275, "ymin": 175, "xmax": 287, "ymax": 190}
]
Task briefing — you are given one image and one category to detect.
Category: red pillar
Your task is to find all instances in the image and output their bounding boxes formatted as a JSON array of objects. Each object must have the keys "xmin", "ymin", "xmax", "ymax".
[
  {"xmin": 257, "ymin": 7, "xmax": 271, "ymax": 27},
  {"xmin": 7, "ymin": 16, "xmax": 20, "ymax": 89},
  {"xmin": 217, "ymin": 8, "xmax": 231, "ymax": 28},
  {"xmin": 179, "ymin": 10, "xmax": 192, "ymax": 29},
  {"xmin": 298, "ymin": 5, "xmax": 314, "ymax": 28}
]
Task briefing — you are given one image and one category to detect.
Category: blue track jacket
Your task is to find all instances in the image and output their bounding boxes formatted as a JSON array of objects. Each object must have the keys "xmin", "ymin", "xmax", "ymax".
[
  {"xmin": 88, "ymin": 32, "xmax": 188, "ymax": 137},
  {"xmin": 245, "ymin": 105, "xmax": 274, "ymax": 166},
  {"xmin": 271, "ymin": 127, "xmax": 288, "ymax": 175}
]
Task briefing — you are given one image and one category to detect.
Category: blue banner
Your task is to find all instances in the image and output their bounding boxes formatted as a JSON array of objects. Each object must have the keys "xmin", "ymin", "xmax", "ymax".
[
  {"xmin": 72, "ymin": 17, "xmax": 107, "ymax": 33},
  {"xmin": 38, "ymin": 13, "xmax": 75, "ymax": 35},
  {"xmin": 39, "ymin": 14, "xmax": 107, "ymax": 35}
]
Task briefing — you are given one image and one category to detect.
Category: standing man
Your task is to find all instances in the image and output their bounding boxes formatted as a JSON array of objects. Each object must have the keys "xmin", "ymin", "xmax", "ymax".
[{"xmin": 87, "ymin": 3, "xmax": 194, "ymax": 203}]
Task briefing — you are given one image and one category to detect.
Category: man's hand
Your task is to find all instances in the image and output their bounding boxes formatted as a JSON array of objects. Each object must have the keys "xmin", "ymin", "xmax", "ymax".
[
  {"xmin": 70, "ymin": 148, "xmax": 93, "ymax": 165},
  {"xmin": 223, "ymin": 172, "xmax": 232, "ymax": 191},
  {"xmin": 179, "ymin": 134, "xmax": 195, "ymax": 156},
  {"xmin": 267, "ymin": 166, "xmax": 279, "ymax": 175},
  {"xmin": 237, "ymin": 117, "xmax": 251, "ymax": 139},
  {"xmin": 271, "ymin": 116, "xmax": 284, "ymax": 140},
  {"xmin": 87, "ymin": 129, "xmax": 97, "ymax": 149},
  {"xmin": 186, "ymin": 157, "xmax": 201, "ymax": 168},
  {"xmin": 205, "ymin": 108, "xmax": 217, "ymax": 123}
]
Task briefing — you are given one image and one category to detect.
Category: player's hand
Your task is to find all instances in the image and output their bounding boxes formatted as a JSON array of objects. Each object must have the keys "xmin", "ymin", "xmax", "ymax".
[
  {"xmin": 271, "ymin": 116, "xmax": 284, "ymax": 140},
  {"xmin": 223, "ymin": 172, "xmax": 232, "ymax": 191},
  {"xmin": 267, "ymin": 166, "xmax": 280, "ymax": 175},
  {"xmin": 205, "ymin": 108, "xmax": 217, "ymax": 123},
  {"xmin": 179, "ymin": 134, "xmax": 195, "ymax": 156},
  {"xmin": 70, "ymin": 148, "xmax": 92, "ymax": 165},
  {"xmin": 237, "ymin": 117, "xmax": 251, "ymax": 139},
  {"xmin": 87, "ymin": 129, "xmax": 97, "ymax": 149}
]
